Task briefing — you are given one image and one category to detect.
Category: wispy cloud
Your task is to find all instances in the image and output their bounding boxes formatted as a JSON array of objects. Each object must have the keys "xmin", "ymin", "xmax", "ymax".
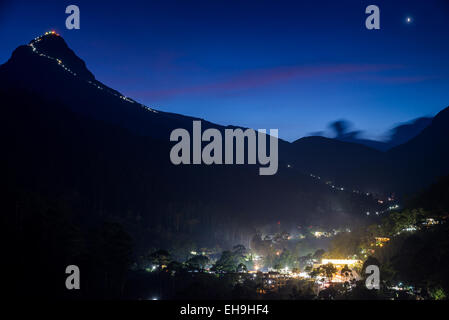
[
  {"xmin": 356, "ymin": 74, "xmax": 439, "ymax": 84},
  {"xmin": 127, "ymin": 63, "xmax": 411, "ymax": 99}
]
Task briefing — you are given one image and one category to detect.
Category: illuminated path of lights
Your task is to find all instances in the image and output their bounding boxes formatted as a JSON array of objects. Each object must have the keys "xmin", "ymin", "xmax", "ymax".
[
  {"xmin": 28, "ymin": 31, "xmax": 158, "ymax": 114},
  {"xmin": 307, "ymin": 172, "xmax": 400, "ymax": 216}
]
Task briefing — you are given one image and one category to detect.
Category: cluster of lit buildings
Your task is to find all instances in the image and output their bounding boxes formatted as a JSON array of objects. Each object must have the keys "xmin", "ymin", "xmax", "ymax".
[{"xmin": 247, "ymin": 258, "xmax": 363, "ymax": 294}]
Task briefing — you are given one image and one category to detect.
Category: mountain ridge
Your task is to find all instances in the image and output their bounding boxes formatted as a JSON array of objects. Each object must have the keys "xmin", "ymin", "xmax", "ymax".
[
  {"xmin": 2, "ymin": 32, "xmax": 388, "ymax": 250},
  {"xmin": 2, "ymin": 32, "xmax": 449, "ymax": 201}
]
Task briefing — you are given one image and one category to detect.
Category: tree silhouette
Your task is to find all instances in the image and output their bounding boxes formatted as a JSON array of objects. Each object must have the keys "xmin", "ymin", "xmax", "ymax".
[{"xmin": 186, "ymin": 255, "xmax": 210, "ymax": 272}]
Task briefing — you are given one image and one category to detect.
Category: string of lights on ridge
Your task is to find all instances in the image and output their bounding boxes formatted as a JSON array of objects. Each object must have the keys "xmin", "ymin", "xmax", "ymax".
[{"xmin": 28, "ymin": 31, "xmax": 158, "ymax": 114}]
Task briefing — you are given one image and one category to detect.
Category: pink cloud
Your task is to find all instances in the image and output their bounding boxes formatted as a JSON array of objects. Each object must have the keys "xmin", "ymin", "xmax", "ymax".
[
  {"xmin": 356, "ymin": 74, "xmax": 438, "ymax": 84},
  {"xmin": 127, "ymin": 63, "xmax": 403, "ymax": 99}
]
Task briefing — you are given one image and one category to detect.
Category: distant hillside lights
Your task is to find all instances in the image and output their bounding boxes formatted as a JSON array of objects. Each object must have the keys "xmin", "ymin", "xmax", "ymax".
[
  {"xmin": 170, "ymin": 121, "xmax": 279, "ymax": 175},
  {"xmin": 28, "ymin": 31, "xmax": 78, "ymax": 77}
]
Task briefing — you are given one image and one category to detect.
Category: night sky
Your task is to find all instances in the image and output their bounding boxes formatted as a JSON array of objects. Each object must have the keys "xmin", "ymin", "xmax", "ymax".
[{"xmin": 1, "ymin": 0, "xmax": 449, "ymax": 141}]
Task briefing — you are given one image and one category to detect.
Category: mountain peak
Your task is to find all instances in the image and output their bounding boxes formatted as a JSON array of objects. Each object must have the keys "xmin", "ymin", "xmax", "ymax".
[
  {"xmin": 29, "ymin": 31, "xmax": 66, "ymax": 51},
  {"xmin": 1, "ymin": 31, "xmax": 95, "ymax": 82},
  {"xmin": 24, "ymin": 31, "xmax": 95, "ymax": 81}
]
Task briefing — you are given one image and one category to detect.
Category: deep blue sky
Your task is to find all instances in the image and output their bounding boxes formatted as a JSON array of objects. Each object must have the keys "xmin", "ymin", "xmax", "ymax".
[{"xmin": 1, "ymin": 0, "xmax": 449, "ymax": 141}]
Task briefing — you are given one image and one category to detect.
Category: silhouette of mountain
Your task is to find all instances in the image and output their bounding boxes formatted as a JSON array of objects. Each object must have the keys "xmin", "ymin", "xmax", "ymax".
[
  {"xmin": 29, "ymin": 31, "xmax": 95, "ymax": 81},
  {"xmin": 2, "ymin": 32, "xmax": 448, "ymax": 253},
  {"xmin": 337, "ymin": 136, "xmax": 390, "ymax": 152},
  {"xmin": 1, "ymin": 32, "xmax": 222, "ymax": 141},
  {"xmin": 385, "ymin": 117, "xmax": 433, "ymax": 149},
  {"xmin": 2, "ymin": 32, "xmax": 383, "ymax": 252},
  {"xmin": 286, "ymin": 136, "xmax": 387, "ymax": 194},
  {"xmin": 326, "ymin": 119, "xmax": 390, "ymax": 151},
  {"xmin": 287, "ymin": 110, "xmax": 449, "ymax": 194},
  {"xmin": 329, "ymin": 117, "xmax": 433, "ymax": 151},
  {"xmin": 387, "ymin": 107, "xmax": 449, "ymax": 193}
]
